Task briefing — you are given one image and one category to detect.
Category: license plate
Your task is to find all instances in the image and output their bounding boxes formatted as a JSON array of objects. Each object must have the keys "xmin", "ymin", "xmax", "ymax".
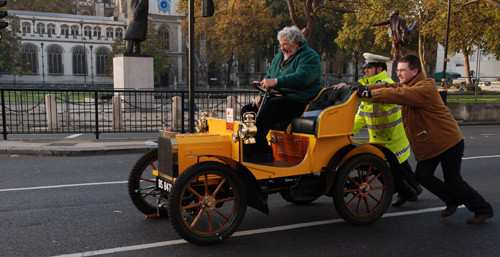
[{"xmin": 156, "ymin": 177, "xmax": 173, "ymax": 192}]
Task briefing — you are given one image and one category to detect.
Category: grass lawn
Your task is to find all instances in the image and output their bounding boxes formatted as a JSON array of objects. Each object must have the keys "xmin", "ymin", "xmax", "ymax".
[{"xmin": 447, "ymin": 94, "xmax": 500, "ymax": 103}]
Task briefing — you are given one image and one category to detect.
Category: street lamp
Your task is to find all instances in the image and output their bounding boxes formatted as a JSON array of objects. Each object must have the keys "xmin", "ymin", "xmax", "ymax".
[
  {"xmin": 83, "ymin": 38, "xmax": 87, "ymax": 88},
  {"xmin": 41, "ymin": 42, "xmax": 45, "ymax": 86},
  {"xmin": 90, "ymin": 45, "xmax": 94, "ymax": 86},
  {"xmin": 440, "ymin": 0, "xmax": 452, "ymax": 105}
]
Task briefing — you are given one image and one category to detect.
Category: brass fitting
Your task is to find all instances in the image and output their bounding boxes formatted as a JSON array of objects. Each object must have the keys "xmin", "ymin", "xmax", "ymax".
[
  {"xmin": 195, "ymin": 111, "xmax": 209, "ymax": 133},
  {"xmin": 238, "ymin": 112, "xmax": 257, "ymax": 144}
]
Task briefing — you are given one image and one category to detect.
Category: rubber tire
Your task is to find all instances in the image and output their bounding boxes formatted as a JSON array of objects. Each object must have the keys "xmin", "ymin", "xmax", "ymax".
[
  {"xmin": 167, "ymin": 161, "xmax": 247, "ymax": 245},
  {"xmin": 128, "ymin": 149, "xmax": 168, "ymax": 217},
  {"xmin": 333, "ymin": 153, "xmax": 394, "ymax": 225}
]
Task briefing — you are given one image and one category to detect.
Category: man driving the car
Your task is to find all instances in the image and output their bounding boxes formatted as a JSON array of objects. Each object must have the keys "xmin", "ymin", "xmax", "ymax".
[{"xmin": 241, "ymin": 25, "xmax": 322, "ymax": 162}]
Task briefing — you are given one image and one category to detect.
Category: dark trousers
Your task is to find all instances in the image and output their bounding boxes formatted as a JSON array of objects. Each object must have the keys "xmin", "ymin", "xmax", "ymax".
[
  {"xmin": 393, "ymin": 160, "xmax": 418, "ymax": 196},
  {"xmin": 241, "ymin": 96, "xmax": 306, "ymax": 151},
  {"xmin": 415, "ymin": 139, "xmax": 492, "ymax": 215},
  {"xmin": 401, "ymin": 160, "xmax": 419, "ymax": 190}
]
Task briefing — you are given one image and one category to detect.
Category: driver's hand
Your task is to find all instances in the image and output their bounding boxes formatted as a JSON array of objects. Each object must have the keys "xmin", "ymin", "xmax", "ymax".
[
  {"xmin": 261, "ymin": 78, "xmax": 277, "ymax": 90},
  {"xmin": 332, "ymin": 83, "xmax": 347, "ymax": 89},
  {"xmin": 252, "ymin": 95, "xmax": 263, "ymax": 108}
]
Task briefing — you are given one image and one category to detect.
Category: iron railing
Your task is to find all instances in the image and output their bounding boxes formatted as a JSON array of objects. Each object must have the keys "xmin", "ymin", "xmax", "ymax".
[
  {"xmin": 2, "ymin": 87, "xmax": 498, "ymax": 139},
  {"xmin": 0, "ymin": 88, "xmax": 258, "ymax": 139}
]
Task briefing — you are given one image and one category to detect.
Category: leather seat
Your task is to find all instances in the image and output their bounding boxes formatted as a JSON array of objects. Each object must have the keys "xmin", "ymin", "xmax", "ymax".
[{"xmin": 288, "ymin": 87, "xmax": 353, "ymax": 135}]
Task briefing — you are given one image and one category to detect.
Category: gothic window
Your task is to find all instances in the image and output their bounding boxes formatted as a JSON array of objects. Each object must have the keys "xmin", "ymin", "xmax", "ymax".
[
  {"xmin": 21, "ymin": 44, "xmax": 38, "ymax": 74},
  {"xmin": 115, "ymin": 28, "xmax": 123, "ymax": 39},
  {"xmin": 47, "ymin": 23, "xmax": 56, "ymax": 37},
  {"xmin": 22, "ymin": 22, "xmax": 31, "ymax": 35},
  {"xmin": 106, "ymin": 27, "xmax": 113, "ymax": 39},
  {"xmin": 95, "ymin": 47, "xmax": 110, "ymax": 75},
  {"xmin": 72, "ymin": 46, "xmax": 87, "ymax": 75},
  {"xmin": 70, "ymin": 25, "xmax": 80, "ymax": 38},
  {"xmin": 93, "ymin": 26, "xmax": 102, "ymax": 39},
  {"xmin": 84, "ymin": 26, "xmax": 92, "ymax": 39},
  {"xmin": 158, "ymin": 26, "xmax": 170, "ymax": 50},
  {"xmin": 37, "ymin": 23, "xmax": 45, "ymax": 37},
  {"xmin": 61, "ymin": 24, "xmax": 69, "ymax": 38},
  {"xmin": 47, "ymin": 45, "xmax": 63, "ymax": 74}
]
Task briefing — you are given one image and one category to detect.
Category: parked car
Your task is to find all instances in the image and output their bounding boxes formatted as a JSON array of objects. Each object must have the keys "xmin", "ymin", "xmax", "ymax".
[{"xmin": 431, "ymin": 72, "xmax": 461, "ymax": 84}]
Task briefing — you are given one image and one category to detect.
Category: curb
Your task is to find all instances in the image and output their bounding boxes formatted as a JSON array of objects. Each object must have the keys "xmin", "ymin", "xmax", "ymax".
[{"xmin": 0, "ymin": 147, "xmax": 154, "ymax": 156}]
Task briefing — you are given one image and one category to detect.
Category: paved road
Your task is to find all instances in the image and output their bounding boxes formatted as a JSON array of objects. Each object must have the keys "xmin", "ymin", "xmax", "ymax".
[{"xmin": 0, "ymin": 126, "xmax": 499, "ymax": 257}]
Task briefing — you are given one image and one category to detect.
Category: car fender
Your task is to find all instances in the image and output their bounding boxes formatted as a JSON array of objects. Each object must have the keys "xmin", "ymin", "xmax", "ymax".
[{"xmin": 323, "ymin": 143, "xmax": 399, "ymax": 196}]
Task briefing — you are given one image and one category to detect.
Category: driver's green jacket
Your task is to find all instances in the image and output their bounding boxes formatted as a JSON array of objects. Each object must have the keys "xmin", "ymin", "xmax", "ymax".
[
  {"xmin": 355, "ymin": 71, "xmax": 411, "ymax": 164},
  {"xmin": 264, "ymin": 41, "xmax": 322, "ymax": 104}
]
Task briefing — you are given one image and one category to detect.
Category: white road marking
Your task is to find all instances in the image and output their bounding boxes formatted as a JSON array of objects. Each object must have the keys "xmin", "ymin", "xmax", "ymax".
[
  {"xmin": 0, "ymin": 181, "xmax": 127, "ymax": 192},
  {"xmin": 2, "ymin": 155, "xmax": 498, "ymax": 193},
  {"xmin": 463, "ymin": 155, "xmax": 500, "ymax": 160},
  {"xmin": 51, "ymin": 206, "xmax": 465, "ymax": 257},
  {"xmin": 3, "ymin": 154, "xmax": 496, "ymax": 256},
  {"xmin": 65, "ymin": 134, "xmax": 83, "ymax": 139}
]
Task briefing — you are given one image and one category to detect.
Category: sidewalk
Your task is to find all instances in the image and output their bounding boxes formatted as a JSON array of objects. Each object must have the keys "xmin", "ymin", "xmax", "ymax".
[
  {"xmin": 1, "ymin": 122, "xmax": 497, "ymax": 156},
  {"xmin": 0, "ymin": 138, "xmax": 156, "ymax": 156}
]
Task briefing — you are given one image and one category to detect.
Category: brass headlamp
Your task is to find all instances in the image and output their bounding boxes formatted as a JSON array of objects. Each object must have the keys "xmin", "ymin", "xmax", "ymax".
[
  {"xmin": 235, "ymin": 112, "xmax": 257, "ymax": 144},
  {"xmin": 195, "ymin": 111, "xmax": 209, "ymax": 133}
]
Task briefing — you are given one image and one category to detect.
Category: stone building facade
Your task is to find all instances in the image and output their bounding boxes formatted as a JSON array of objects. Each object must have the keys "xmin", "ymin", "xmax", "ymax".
[{"xmin": 1, "ymin": 0, "xmax": 187, "ymax": 89}]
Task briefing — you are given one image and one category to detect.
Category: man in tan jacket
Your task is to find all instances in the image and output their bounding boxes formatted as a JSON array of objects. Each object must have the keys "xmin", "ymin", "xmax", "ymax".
[{"xmin": 356, "ymin": 54, "xmax": 493, "ymax": 224}]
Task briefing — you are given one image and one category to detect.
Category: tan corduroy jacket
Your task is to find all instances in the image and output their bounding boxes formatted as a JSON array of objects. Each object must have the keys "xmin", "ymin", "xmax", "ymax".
[{"xmin": 366, "ymin": 72, "xmax": 463, "ymax": 161}]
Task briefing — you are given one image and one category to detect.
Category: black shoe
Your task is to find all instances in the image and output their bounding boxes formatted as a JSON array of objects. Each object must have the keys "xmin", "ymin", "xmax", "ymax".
[
  {"xmin": 393, "ymin": 186, "xmax": 417, "ymax": 207},
  {"xmin": 408, "ymin": 185, "xmax": 423, "ymax": 202},
  {"xmin": 408, "ymin": 195, "xmax": 419, "ymax": 202},
  {"xmin": 392, "ymin": 194, "xmax": 409, "ymax": 207}
]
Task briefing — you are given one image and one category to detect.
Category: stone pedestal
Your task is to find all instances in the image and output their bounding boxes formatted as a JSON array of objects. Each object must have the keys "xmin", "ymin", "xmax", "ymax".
[
  {"xmin": 113, "ymin": 55, "xmax": 154, "ymax": 90},
  {"xmin": 113, "ymin": 55, "xmax": 154, "ymax": 111}
]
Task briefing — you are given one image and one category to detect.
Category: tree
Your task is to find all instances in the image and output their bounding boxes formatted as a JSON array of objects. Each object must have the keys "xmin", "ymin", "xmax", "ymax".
[
  {"xmin": 285, "ymin": 0, "xmax": 355, "ymax": 48},
  {"xmin": 426, "ymin": 0, "xmax": 499, "ymax": 84},
  {"xmin": 8, "ymin": 0, "xmax": 74, "ymax": 14},
  {"xmin": 105, "ymin": 21, "xmax": 168, "ymax": 79},
  {"xmin": 0, "ymin": 15, "xmax": 30, "ymax": 77},
  {"xmin": 335, "ymin": 0, "xmax": 440, "ymax": 77},
  {"xmin": 178, "ymin": 0, "xmax": 279, "ymax": 86}
]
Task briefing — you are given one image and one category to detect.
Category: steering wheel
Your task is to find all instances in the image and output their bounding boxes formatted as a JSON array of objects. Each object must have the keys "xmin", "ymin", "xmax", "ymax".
[{"xmin": 252, "ymin": 81, "xmax": 283, "ymax": 97}]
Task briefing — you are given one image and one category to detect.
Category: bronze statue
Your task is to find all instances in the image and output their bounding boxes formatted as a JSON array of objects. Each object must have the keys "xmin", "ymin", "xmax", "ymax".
[
  {"xmin": 124, "ymin": 0, "xmax": 149, "ymax": 55},
  {"xmin": 373, "ymin": 9, "xmax": 419, "ymax": 60}
]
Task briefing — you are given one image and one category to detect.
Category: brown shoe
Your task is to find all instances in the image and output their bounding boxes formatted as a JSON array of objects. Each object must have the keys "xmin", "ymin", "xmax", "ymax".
[
  {"xmin": 466, "ymin": 212, "xmax": 494, "ymax": 224},
  {"xmin": 441, "ymin": 205, "xmax": 459, "ymax": 217}
]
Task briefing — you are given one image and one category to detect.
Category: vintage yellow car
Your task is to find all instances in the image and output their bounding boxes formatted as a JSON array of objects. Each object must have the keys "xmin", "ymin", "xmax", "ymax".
[{"xmin": 128, "ymin": 86, "xmax": 399, "ymax": 245}]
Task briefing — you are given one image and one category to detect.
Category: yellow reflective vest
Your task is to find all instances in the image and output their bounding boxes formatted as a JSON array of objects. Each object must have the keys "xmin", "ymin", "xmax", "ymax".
[{"xmin": 354, "ymin": 71, "xmax": 411, "ymax": 164}]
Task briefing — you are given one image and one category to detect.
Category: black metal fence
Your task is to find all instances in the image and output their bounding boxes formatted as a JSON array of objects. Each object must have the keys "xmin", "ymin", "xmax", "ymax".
[
  {"xmin": 0, "ymin": 88, "xmax": 258, "ymax": 139},
  {"xmin": 2, "ymin": 86, "xmax": 499, "ymax": 140}
]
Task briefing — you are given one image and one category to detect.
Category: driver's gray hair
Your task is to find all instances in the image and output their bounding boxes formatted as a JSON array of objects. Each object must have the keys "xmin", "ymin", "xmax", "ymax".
[{"xmin": 277, "ymin": 26, "xmax": 306, "ymax": 45}]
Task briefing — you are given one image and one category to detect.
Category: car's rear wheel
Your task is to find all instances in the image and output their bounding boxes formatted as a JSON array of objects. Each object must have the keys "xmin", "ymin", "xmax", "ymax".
[
  {"xmin": 168, "ymin": 161, "xmax": 247, "ymax": 245},
  {"xmin": 333, "ymin": 153, "xmax": 394, "ymax": 225}
]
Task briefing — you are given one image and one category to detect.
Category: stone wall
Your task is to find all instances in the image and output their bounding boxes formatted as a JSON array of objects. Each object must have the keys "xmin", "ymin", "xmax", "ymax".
[{"xmin": 448, "ymin": 102, "xmax": 500, "ymax": 122}]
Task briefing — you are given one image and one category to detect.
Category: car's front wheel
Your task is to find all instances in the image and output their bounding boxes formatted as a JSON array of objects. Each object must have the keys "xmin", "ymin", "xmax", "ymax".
[{"xmin": 167, "ymin": 161, "xmax": 247, "ymax": 245}]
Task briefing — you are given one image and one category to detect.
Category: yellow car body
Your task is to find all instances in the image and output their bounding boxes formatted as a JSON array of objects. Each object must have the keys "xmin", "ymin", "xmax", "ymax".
[{"xmin": 145, "ymin": 88, "xmax": 398, "ymax": 245}]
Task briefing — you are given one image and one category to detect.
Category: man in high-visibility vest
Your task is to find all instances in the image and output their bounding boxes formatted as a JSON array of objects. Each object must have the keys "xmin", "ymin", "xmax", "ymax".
[{"xmin": 334, "ymin": 53, "xmax": 421, "ymax": 207}]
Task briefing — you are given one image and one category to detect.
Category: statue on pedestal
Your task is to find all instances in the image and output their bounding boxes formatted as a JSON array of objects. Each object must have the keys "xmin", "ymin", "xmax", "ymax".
[
  {"xmin": 124, "ymin": 0, "xmax": 149, "ymax": 55},
  {"xmin": 372, "ymin": 9, "xmax": 420, "ymax": 60}
]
